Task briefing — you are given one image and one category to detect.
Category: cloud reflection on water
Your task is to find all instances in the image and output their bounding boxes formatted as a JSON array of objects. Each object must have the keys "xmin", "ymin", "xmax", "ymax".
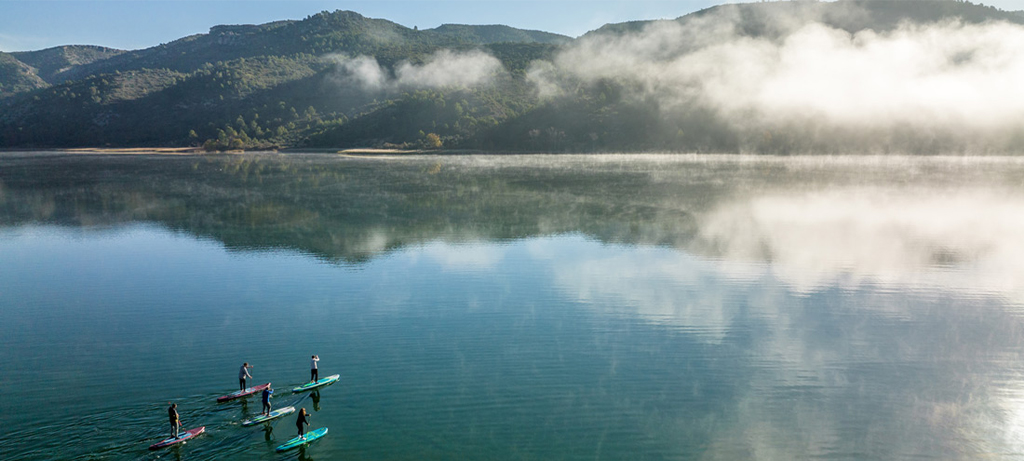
[
  {"xmin": 696, "ymin": 187, "xmax": 1024, "ymax": 301},
  {"xmin": 524, "ymin": 233, "xmax": 1024, "ymax": 459},
  {"xmin": 502, "ymin": 179, "xmax": 1024, "ymax": 459}
]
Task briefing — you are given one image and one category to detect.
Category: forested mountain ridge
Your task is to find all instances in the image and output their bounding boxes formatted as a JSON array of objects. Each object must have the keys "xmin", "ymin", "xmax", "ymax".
[
  {"xmin": 3, "ymin": 11, "xmax": 566, "ymax": 94},
  {"xmin": 2, "ymin": 1, "xmax": 1022, "ymax": 154},
  {"xmin": 11, "ymin": 45, "xmax": 126, "ymax": 85},
  {"xmin": 0, "ymin": 52, "xmax": 49, "ymax": 95},
  {"xmin": 585, "ymin": 0, "xmax": 1024, "ymax": 38}
]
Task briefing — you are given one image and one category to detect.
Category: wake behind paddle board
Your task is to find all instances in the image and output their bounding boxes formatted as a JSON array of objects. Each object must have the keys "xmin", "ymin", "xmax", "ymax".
[
  {"xmin": 275, "ymin": 427, "xmax": 328, "ymax": 452},
  {"xmin": 242, "ymin": 406, "xmax": 296, "ymax": 426},
  {"xmin": 217, "ymin": 383, "xmax": 271, "ymax": 402},
  {"xmin": 292, "ymin": 374, "xmax": 340, "ymax": 393},
  {"xmin": 149, "ymin": 426, "xmax": 205, "ymax": 450}
]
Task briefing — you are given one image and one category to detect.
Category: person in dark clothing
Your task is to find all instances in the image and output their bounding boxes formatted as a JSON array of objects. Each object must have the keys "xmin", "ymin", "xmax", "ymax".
[
  {"xmin": 168, "ymin": 403, "xmax": 180, "ymax": 438},
  {"xmin": 239, "ymin": 362, "xmax": 253, "ymax": 390},
  {"xmin": 310, "ymin": 355, "xmax": 319, "ymax": 382},
  {"xmin": 296, "ymin": 408, "xmax": 310, "ymax": 439},
  {"xmin": 261, "ymin": 384, "xmax": 274, "ymax": 416}
]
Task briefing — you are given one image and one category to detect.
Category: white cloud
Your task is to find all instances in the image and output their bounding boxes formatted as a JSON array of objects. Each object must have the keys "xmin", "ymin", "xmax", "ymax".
[{"xmin": 331, "ymin": 49, "xmax": 504, "ymax": 92}]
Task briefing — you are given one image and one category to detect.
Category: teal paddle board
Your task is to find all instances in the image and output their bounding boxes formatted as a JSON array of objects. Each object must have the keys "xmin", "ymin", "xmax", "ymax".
[
  {"xmin": 292, "ymin": 374, "xmax": 340, "ymax": 393},
  {"xmin": 275, "ymin": 427, "xmax": 328, "ymax": 452},
  {"xmin": 242, "ymin": 406, "xmax": 295, "ymax": 426}
]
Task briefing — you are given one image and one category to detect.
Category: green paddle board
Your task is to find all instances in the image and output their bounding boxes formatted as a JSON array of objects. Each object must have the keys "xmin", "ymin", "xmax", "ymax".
[
  {"xmin": 242, "ymin": 406, "xmax": 295, "ymax": 426},
  {"xmin": 275, "ymin": 427, "xmax": 328, "ymax": 452},
  {"xmin": 292, "ymin": 374, "xmax": 340, "ymax": 393}
]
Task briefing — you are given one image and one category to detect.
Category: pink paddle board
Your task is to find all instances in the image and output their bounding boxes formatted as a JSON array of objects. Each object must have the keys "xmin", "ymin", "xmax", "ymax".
[
  {"xmin": 216, "ymin": 382, "xmax": 270, "ymax": 402},
  {"xmin": 149, "ymin": 426, "xmax": 205, "ymax": 450}
]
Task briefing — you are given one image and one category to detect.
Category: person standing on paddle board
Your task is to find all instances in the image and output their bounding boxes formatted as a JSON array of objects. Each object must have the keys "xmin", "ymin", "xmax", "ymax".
[
  {"xmin": 310, "ymin": 355, "xmax": 319, "ymax": 382},
  {"xmin": 239, "ymin": 362, "xmax": 253, "ymax": 390},
  {"xmin": 296, "ymin": 408, "xmax": 310, "ymax": 439},
  {"xmin": 261, "ymin": 384, "xmax": 273, "ymax": 416},
  {"xmin": 168, "ymin": 403, "xmax": 180, "ymax": 438}
]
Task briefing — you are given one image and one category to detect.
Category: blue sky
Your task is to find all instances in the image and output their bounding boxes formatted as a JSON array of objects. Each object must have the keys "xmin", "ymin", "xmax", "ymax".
[{"xmin": 0, "ymin": 0, "xmax": 726, "ymax": 52}]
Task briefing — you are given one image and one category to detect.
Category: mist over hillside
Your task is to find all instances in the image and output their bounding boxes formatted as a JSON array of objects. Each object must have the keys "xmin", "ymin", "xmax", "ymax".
[{"xmin": 2, "ymin": 1, "xmax": 1023, "ymax": 154}]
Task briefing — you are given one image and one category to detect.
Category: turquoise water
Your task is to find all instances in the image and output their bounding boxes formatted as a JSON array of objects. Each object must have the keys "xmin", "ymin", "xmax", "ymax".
[{"xmin": 3, "ymin": 153, "xmax": 1024, "ymax": 460}]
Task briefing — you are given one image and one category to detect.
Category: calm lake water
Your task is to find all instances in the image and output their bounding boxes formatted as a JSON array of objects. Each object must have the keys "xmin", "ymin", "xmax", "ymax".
[{"xmin": 3, "ymin": 152, "xmax": 1024, "ymax": 460}]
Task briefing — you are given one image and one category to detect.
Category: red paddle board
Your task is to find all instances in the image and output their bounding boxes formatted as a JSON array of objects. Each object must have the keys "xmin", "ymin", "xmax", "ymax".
[
  {"xmin": 216, "ymin": 383, "xmax": 270, "ymax": 402},
  {"xmin": 149, "ymin": 426, "xmax": 205, "ymax": 450}
]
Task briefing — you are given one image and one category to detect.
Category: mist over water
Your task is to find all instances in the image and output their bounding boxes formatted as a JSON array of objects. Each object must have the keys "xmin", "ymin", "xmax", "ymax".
[
  {"xmin": 3, "ymin": 153, "xmax": 1024, "ymax": 459},
  {"xmin": 537, "ymin": 12, "xmax": 1024, "ymax": 152}
]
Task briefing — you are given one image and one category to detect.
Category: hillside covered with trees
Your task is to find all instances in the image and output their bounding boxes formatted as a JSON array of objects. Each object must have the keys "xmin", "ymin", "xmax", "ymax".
[{"xmin": 2, "ymin": 1, "xmax": 1023, "ymax": 154}]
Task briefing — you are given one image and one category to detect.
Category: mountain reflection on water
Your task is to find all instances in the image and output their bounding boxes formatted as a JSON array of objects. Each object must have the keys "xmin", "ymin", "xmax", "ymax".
[
  {"xmin": 4, "ymin": 153, "xmax": 1024, "ymax": 276},
  {"xmin": 4, "ymin": 152, "xmax": 1024, "ymax": 460}
]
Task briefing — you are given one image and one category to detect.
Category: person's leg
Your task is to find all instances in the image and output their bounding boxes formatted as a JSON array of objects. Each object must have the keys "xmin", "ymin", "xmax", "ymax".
[{"xmin": 240, "ymin": 378, "xmax": 246, "ymax": 391}]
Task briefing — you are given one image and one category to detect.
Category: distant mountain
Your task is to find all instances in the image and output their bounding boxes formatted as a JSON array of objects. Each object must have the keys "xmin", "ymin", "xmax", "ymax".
[
  {"xmin": 1, "ymin": 10, "xmax": 568, "ymax": 99},
  {"xmin": 585, "ymin": 0, "xmax": 1024, "ymax": 38},
  {"xmin": 0, "ymin": 9, "xmax": 565, "ymax": 148},
  {"xmin": 17, "ymin": 11, "xmax": 568, "ymax": 87},
  {"xmin": 425, "ymin": 24, "xmax": 571, "ymax": 45},
  {"xmin": 0, "ymin": 52, "xmax": 48, "ymax": 97},
  {"xmin": 11, "ymin": 45, "xmax": 125, "ymax": 84},
  {"xmin": 2, "ymin": 1, "xmax": 1022, "ymax": 153}
]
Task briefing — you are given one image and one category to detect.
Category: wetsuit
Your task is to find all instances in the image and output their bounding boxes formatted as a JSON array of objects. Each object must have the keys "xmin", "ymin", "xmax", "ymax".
[
  {"xmin": 296, "ymin": 411, "xmax": 309, "ymax": 437},
  {"xmin": 168, "ymin": 405, "xmax": 180, "ymax": 438},
  {"xmin": 262, "ymin": 387, "xmax": 273, "ymax": 415},
  {"xmin": 310, "ymin": 356, "xmax": 320, "ymax": 382}
]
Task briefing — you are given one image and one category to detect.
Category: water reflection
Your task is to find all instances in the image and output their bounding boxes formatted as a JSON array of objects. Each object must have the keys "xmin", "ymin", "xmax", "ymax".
[
  {"xmin": 4, "ymin": 153, "xmax": 1024, "ymax": 459},
  {"xmin": 3, "ymin": 154, "xmax": 1023, "ymax": 280},
  {"xmin": 697, "ymin": 188, "xmax": 1024, "ymax": 298},
  {"xmin": 492, "ymin": 236, "xmax": 1024, "ymax": 458}
]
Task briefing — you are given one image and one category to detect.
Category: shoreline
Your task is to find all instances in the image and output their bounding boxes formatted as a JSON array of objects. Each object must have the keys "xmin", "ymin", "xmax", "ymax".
[
  {"xmin": 3, "ymin": 148, "xmax": 1021, "ymax": 160},
  {"xmin": 0, "ymin": 147, "xmax": 484, "ymax": 156}
]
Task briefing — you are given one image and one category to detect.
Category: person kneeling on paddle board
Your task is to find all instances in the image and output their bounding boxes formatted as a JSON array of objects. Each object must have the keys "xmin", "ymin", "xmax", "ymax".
[
  {"xmin": 310, "ymin": 355, "xmax": 319, "ymax": 382},
  {"xmin": 262, "ymin": 384, "xmax": 273, "ymax": 416},
  {"xmin": 168, "ymin": 403, "xmax": 180, "ymax": 438},
  {"xmin": 296, "ymin": 408, "xmax": 310, "ymax": 439},
  {"xmin": 239, "ymin": 362, "xmax": 253, "ymax": 390}
]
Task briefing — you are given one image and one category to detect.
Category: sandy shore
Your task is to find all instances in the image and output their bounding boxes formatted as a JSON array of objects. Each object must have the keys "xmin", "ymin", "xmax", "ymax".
[
  {"xmin": 1, "ymin": 147, "xmax": 497, "ymax": 156},
  {"xmin": 64, "ymin": 147, "xmax": 205, "ymax": 154}
]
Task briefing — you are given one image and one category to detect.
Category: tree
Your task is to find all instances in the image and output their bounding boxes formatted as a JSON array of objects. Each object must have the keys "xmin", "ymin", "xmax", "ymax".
[{"xmin": 424, "ymin": 132, "xmax": 442, "ymax": 149}]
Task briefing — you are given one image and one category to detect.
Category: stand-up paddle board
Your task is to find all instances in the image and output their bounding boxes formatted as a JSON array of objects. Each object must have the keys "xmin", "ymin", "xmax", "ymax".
[
  {"xmin": 275, "ymin": 427, "xmax": 328, "ymax": 452},
  {"xmin": 217, "ymin": 383, "xmax": 271, "ymax": 402},
  {"xmin": 149, "ymin": 426, "xmax": 205, "ymax": 450},
  {"xmin": 292, "ymin": 374, "xmax": 340, "ymax": 393},
  {"xmin": 242, "ymin": 406, "xmax": 296, "ymax": 426}
]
